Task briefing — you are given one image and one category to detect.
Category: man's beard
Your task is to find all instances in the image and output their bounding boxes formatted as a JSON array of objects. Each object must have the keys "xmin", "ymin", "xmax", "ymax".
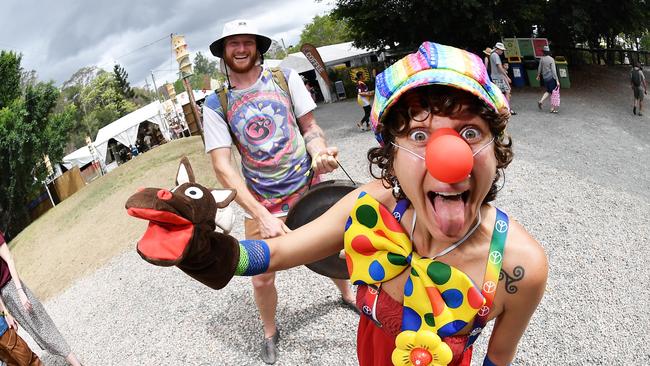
[{"xmin": 225, "ymin": 51, "xmax": 257, "ymax": 73}]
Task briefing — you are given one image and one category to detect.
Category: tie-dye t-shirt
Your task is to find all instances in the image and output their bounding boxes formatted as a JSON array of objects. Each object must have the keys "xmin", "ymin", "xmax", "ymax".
[{"xmin": 203, "ymin": 67, "xmax": 317, "ymax": 215}]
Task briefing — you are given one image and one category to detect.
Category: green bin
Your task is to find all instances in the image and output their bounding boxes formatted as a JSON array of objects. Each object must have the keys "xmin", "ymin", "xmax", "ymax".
[
  {"xmin": 555, "ymin": 56, "xmax": 571, "ymax": 88},
  {"xmin": 523, "ymin": 57, "xmax": 540, "ymax": 87}
]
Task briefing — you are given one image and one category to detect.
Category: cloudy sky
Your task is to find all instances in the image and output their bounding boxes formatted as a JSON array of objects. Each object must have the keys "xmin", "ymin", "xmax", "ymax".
[{"xmin": 0, "ymin": 0, "xmax": 335, "ymax": 88}]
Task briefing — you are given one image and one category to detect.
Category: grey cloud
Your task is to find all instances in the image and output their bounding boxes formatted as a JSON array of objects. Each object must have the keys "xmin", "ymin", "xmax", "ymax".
[{"xmin": 1, "ymin": 0, "xmax": 332, "ymax": 86}]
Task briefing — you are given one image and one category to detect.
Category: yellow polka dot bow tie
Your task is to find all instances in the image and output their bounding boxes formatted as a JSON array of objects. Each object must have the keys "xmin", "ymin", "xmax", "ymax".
[{"xmin": 344, "ymin": 192, "xmax": 486, "ymax": 339}]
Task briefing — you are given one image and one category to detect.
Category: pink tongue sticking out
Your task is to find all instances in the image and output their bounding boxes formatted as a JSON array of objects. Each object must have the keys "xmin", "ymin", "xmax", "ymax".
[{"xmin": 433, "ymin": 195, "xmax": 466, "ymax": 237}]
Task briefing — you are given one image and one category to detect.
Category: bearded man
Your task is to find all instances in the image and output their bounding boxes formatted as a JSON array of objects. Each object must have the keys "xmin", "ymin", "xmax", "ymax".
[{"xmin": 202, "ymin": 19, "xmax": 356, "ymax": 364}]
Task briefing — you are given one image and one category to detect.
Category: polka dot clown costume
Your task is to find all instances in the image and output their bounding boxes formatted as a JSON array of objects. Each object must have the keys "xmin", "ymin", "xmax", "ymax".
[{"xmin": 346, "ymin": 42, "xmax": 513, "ymax": 366}]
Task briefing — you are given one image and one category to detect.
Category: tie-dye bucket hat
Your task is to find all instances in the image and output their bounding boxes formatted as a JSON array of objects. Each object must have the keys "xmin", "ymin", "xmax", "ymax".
[{"xmin": 370, "ymin": 42, "xmax": 509, "ymax": 145}]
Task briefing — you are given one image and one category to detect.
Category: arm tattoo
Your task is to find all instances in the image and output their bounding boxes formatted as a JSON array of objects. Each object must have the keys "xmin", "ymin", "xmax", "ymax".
[
  {"xmin": 303, "ymin": 130, "xmax": 325, "ymax": 145},
  {"xmin": 499, "ymin": 266, "xmax": 525, "ymax": 294}
]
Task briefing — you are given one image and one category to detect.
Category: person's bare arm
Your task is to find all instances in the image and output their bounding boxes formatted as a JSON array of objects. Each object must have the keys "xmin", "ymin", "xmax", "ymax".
[
  {"xmin": 266, "ymin": 183, "xmax": 362, "ymax": 270},
  {"xmin": 209, "ymin": 148, "xmax": 289, "ymax": 238},
  {"xmin": 484, "ymin": 222, "xmax": 548, "ymax": 364},
  {"xmin": 0, "ymin": 244, "xmax": 32, "ymax": 312},
  {"xmin": 297, "ymin": 111, "xmax": 338, "ymax": 175}
]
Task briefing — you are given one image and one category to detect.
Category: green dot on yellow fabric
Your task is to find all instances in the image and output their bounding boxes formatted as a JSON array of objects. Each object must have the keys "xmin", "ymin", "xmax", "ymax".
[
  {"xmin": 427, "ymin": 261, "xmax": 452, "ymax": 285},
  {"xmin": 424, "ymin": 313, "xmax": 436, "ymax": 327},
  {"xmin": 411, "ymin": 267, "xmax": 419, "ymax": 276},
  {"xmin": 387, "ymin": 253, "xmax": 407, "ymax": 266},
  {"xmin": 356, "ymin": 204, "xmax": 378, "ymax": 227}
]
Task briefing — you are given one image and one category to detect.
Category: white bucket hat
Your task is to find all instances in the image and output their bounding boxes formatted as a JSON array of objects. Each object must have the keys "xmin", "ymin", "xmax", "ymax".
[
  {"xmin": 209, "ymin": 19, "xmax": 272, "ymax": 58},
  {"xmin": 494, "ymin": 42, "xmax": 506, "ymax": 51}
]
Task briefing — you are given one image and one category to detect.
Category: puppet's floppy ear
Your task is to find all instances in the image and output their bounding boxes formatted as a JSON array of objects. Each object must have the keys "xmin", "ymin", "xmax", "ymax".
[
  {"xmin": 210, "ymin": 189, "xmax": 236, "ymax": 208},
  {"xmin": 176, "ymin": 157, "xmax": 196, "ymax": 185}
]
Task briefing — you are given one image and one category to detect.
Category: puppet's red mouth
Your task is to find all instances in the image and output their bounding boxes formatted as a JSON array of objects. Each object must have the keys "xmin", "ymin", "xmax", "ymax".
[{"xmin": 127, "ymin": 208, "xmax": 193, "ymax": 265}]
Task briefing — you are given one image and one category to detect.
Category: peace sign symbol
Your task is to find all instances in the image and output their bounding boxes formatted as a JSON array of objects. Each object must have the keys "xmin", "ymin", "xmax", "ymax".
[
  {"xmin": 478, "ymin": 305, "xmax": 490, "ymax": 317},
  {"xmin": 483, "ymin": 281, "xmax": 497, "ymax": 293},
  {"xmin": 393, "ymin": 212, "xmax": 401, "ymax": 220},
  {"xmin": 362, "ymin": 305, "xmax": 371, "ymax": 315},
  {"xmin": 495, "ymin": 219, "xmax": 508, "ymax": 233},
  {"xmin": 489, "ymin": 251, "xmax": 503, "ymax": 264}
]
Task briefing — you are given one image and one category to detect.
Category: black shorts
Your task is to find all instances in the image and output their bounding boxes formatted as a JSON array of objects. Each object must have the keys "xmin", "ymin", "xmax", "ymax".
[{"xmin": 544, "ymin": 78, "xmax": 558, "ymax": 93}]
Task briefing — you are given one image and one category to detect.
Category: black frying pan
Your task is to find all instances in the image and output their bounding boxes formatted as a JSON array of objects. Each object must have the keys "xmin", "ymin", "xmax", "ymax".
[{"xmin": 285, "ymin": 179, "xmax": 358, "ymax": 279}]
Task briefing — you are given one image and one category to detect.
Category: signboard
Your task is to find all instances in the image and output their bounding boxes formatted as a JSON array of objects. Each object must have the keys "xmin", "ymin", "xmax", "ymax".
[
  {"xmin": 503, "ymin": 38, "xmax": 521, "ymax": 58},
  {"xmin": 350, "ymin": 67, "xmax": 370, "ymax": 82},
  {"xmin": 532, "ymin": 38, "xmax": 550, "ymax": 58},
  {"xmin": 503, "ymin": 38, "xmax": 549, "ymax": 58},
  {"xmin": 518, "ymin": 39, "xmax": 535, "ymax": 57},
  {"xmin": 300, "ymin": 43, "xmax": 332, "ymax": 85}
]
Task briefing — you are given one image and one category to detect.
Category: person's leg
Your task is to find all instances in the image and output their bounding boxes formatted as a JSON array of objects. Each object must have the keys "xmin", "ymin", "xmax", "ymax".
[
  {"xmin": 540, "ymin": 91, "xmax": 550, "ymax": 104},
  {"xmin": 638, "ymin": 90, "xmax": 644, "ymax": 116},
  {"xmin": 362, "ymin": 106, "xmax": 371, "ymax": 129},
  {"xmin": 251, "ymin": 271, "xmax": 278, "ymax": 339},
  {"xmin": 65, "ymin": 352, "xmax": 82, "ymax": 366},
  {"xmin": 0, "ymin": 284, "xmax": 74, "ymax": 363},
  {"xmin": 244, "ymin": 218, "xmax": 279, "ymax": 364},
  {"xmin": 539, "ymin": 79, "xmax": 551, "ymax": 108}
]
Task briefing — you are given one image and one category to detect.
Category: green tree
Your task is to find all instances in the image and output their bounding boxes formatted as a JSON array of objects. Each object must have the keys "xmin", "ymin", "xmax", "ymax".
[
  {"xmin": 80, "ymin": 71, "xmax": 136, "ymax": 138},
  {"xmin": 113, "ymin": 64, "xmax": 135, "ymax": 99},
  {"xmin": 0, "ymin": 57, "xmax": 75, "ymax": 234},
  {"xmin": 331, "ymin": 0, "xmax": 545, "ymax": 52},
  {"xmin": 0, "ymin": 51, "xmax": 22, "ymax": 109},
  {"xmin": 287, "ymin": 12, "xmax": 353, "ymax": 53},
  {"xmin": 193, "ymin": 51, "xmax": 219, "ymax": 77}
]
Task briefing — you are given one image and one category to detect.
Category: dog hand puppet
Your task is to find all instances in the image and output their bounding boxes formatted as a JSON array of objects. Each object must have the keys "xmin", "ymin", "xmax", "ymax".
[{"xmin": 126, "ymin": 157, "xmax": 239, "ymax": 289}]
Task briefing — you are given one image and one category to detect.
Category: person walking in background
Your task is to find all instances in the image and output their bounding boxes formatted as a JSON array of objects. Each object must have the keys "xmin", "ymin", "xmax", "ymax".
[
  {"xmin": 355, "ymin": 71, "xmax": 373, "ymax": 131},
  {"xmin": 490, "ymin": 42, "xmax": 517, "ymax": 115},
  {"xmin": 0, "ymin": 232, "xmax": 82, "ymax": 366},
  {"xmin": 483, "ymin": 47, "xmax": 492, "ymax": 79},
  {"xmin": 203, "ymin": 19, "xmax": 356, "ymax": 364},
  {"xmin": 303, "ymin": 78, "xmax": 317, "ymax": 102},
  {"xmin": 536, "ymin": 45, "xmax": 560, "ymax": 113},
  {"xmin": 0, "ymin": 295, "xmax": 43, "ymax": 366},
  {"xmin": 631, "ymin": 62, "xmax": 647, "ymax": 116}
]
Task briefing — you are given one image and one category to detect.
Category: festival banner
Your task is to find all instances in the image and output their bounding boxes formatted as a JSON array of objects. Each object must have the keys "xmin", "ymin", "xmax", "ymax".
[{"xmin": 300, "ymin": 43, "xmax": 332, "ymax": 85}]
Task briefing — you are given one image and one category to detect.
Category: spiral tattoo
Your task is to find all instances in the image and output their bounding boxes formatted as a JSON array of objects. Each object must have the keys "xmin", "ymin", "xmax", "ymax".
[{"xmin": 499, "ymin": 266, "xmax": 524, "ymax": 294}]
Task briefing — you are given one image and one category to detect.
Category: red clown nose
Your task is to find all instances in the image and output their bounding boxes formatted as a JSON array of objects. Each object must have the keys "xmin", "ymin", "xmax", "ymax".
[{"xmin": 425, "ymin": 128, "xmax": 473, "ymax": 183}]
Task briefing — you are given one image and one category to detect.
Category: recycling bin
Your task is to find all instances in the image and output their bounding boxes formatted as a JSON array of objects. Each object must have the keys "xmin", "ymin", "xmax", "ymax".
[
  {"xmin": 555, "ymin": 56, "xmax": 571, "ymax": 88},
  {"xmin": 507, "ymin": 56, "xmax": 525, "ymax": 87},
  {"xmin": 523, "ymin": 56, "xmax": 540, "ymax": 88}
]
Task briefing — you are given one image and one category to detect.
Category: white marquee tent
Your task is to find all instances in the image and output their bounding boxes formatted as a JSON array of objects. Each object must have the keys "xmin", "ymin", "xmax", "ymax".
[
  {"xmin": 94, "ymin": 101, "xmax": 169, "ymax": 163},
  {"xmin": 61, "ymin": 146, "xmax": 93, "ymax": 169}
]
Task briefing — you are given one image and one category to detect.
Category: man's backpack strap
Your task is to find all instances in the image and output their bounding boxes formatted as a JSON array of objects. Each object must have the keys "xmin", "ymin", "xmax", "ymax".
[
  {"xmin": 270, "ymin": 67, "xmax": 295, "ymax": 117},
  {"xmin": 216, "ymin": 86, "xmax": 229, "ymax": 123}
]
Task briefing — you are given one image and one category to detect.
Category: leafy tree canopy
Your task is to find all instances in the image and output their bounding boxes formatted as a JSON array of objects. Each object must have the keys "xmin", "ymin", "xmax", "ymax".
[
  {"xmin": 113, "ymin": 64, "xmax": 135, "ymax": 99},
  {"xmin": 0, "ymin": 51, "xmax": 75, "ymax": 234},
  {"xmin": 329, "ymin": 0, "xmax": 649, "ymax": 52},
  {"xmin": 287, "ymin": 12, "xmax": 353, "ymax": 53},
  {"xmin": 0, "ymin": 51, "xmax": 22, "ymax": 109}
]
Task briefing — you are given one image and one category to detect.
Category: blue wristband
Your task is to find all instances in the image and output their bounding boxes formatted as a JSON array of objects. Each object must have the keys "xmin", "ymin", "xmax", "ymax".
[
  {"xmin": 235, "ymin": 240, "xmax": 270, "ymax": 276},
  {"xmin": 483, "ymin": 356, "xmax": 509, "ymax": 366},
  {"xmin": 483, "ymin": 356, "xmax": 497, "ymax": 366}
]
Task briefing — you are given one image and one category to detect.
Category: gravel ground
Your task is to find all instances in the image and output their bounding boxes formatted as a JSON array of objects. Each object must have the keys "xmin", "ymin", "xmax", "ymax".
[{"xmin": 24, "ymin": 73, "xmax": 650, "ymax": 365}]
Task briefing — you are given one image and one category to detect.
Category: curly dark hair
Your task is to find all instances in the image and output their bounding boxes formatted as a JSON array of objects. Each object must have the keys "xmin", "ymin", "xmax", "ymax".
[{"xmin": 367, "ymin": 85, "xmax": 513, "ymax": 203}]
